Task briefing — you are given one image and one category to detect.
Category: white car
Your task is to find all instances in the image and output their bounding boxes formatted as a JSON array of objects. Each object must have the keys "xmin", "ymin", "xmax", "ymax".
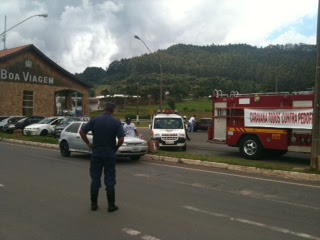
[
  {"xmin": 59, "ymin": 121, "xmax": 148, "ymax": 160},
  {"xmin": 0, "ymin": 116, "xmax": 25, "ymax": 130},
  {"xmin": 23, "ymin": 117, "xmax": 65, "ymax": 136}
]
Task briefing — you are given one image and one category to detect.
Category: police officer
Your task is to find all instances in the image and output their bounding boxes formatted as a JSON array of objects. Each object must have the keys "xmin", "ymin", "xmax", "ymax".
[{"xmin": 80, "ymin": 102, "xmax": 125, "ymax": 212}]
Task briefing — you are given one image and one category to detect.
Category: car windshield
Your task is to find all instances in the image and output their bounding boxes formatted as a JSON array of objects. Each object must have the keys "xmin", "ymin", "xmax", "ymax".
[
  {"xmin": 37, "ymin": 118, "xmax": 57, "ymax": 124},
  {"xmin": 61, "ymin": 117, "xmax": 81, "ymax": 125},
  {"xmin": 154, "ymin": 118, "xmax": 184, "ymax": 129},
  {"xmin": 1, "ymin": 117, "xmax": 10, "ymax": 122},
  {"xmin": 17, "ymin": 117, "xmax": 28, "ymax": 123},
  {"xmin": 8, "ymin": 117, "xmax": 24, "ymax": 123},
  {"xmin": 0, "ymin": 117, "xmax": 9, "ymax": 121}
]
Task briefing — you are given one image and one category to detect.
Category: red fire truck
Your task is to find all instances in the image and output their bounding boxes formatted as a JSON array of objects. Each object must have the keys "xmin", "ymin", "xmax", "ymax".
[{"xmin": 211, "ymin": 90, "xmax": 314, "ymax": 159}]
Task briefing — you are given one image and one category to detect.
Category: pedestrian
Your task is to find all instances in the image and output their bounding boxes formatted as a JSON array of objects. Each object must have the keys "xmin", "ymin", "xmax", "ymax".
[
  {"xmin": 80, "ymin": 102, "xmax": 125, "ymax": 212},
  {"xmin": 188, "ymin": 115, "xmax": 196, "ymax": 132},
  {"xmin": 123, "ymin": 117, "xmax": 138, "ymax": 137}
]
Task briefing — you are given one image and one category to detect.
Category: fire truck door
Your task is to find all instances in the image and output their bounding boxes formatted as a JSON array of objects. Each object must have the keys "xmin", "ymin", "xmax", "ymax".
[
  {"xmin": 214, "ymin": 102, "xmax": 227, "ymax": 141},
  {"xmin": 288, "ymin": 100, "xmax": 313, "ymax": 153}
]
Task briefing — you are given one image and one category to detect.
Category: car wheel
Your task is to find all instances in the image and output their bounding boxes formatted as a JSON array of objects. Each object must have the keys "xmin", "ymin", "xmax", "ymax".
[
  {"xmin": 181, "ymin": 144, "xmax": 187, "ymax": 151},
  {"xmin": 130, "ymin": 156, "xmax": 140, "ymax": 161},
  {"xmin": 60, "ymin": 141, "xmax": 71, "ymax": 157},
  {"xmin": 239, "ymin": 135, "xmax": 263, "ymax": 160},
  {"xmin": 40, "ymin": 129, "xmax": 48, "ymax": 136}
]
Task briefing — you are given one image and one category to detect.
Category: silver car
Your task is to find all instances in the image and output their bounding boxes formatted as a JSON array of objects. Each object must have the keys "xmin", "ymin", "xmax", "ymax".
[
  {"xmin": 59, "ymin": 121, "xmax": 148, "ymax": 160},
  {"xmin": 24, "ymin": 116, "xmax": 65, "ymax": 136}
]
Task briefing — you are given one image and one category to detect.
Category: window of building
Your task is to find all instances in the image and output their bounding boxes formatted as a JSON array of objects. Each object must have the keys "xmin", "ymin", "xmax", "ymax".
[{"xmin": 23, "ymin": 91, "xmax": 34, "ymax": 116}]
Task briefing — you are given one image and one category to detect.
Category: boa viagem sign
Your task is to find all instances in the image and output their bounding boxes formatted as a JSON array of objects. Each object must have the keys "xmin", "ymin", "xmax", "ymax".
[{"xmin": 244, "ymin": 108, "xmax": 313, "ymax": 129}]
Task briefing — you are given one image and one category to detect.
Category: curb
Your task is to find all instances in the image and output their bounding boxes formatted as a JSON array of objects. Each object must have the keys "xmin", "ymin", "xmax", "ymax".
[
  {"xmin": 1, "ymin": 137, "xmax": 319, "ymax": 182},
  {"xmin": 142, "ymin": 154, "xmax": 320, "ymax": 182}
]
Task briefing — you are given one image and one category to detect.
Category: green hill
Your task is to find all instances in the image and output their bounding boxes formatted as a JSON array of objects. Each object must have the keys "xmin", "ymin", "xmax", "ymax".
[{"xmin": 76, "ymin": 43, "xmax": 316, "ymax": 102}]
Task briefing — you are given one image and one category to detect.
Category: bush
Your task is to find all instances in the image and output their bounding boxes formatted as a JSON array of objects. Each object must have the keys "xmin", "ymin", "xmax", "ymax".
[
  {"xmin": 167, "ymin": 98, "xmax": 176, "ymax": 110},
  {"xmin": 140, "ymin": 114, "xmax": 151, "ymax": 119},
  {"xmin": 125, "ymin": 113, "xmax": 136, "ymax": 120}
]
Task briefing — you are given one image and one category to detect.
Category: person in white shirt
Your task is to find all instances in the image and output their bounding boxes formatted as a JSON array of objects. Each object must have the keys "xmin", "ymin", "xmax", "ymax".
[
  {"xmin": 188, "ymin": 115, "xmax": 196, "ymax": 132},
  {"xmin": 123, "ymin": 118, "xmax": 138, "ymax": 137}
]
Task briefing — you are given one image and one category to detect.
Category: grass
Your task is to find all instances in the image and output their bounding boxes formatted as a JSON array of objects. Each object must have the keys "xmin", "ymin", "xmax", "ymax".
[
  {"xmin": 91, "ymin": 98, "xmax": 212, "ymax": 120},
  {"xmin": 150, "ymin": 150, "xmax": 320, "ymax": 174},
  {"xmin": 152, "ymin": 150, "xmax": 294, "ymax": 171},
  {"xmin": 0, "ymin": 132, "xmax": 59, "ymax": 145}
]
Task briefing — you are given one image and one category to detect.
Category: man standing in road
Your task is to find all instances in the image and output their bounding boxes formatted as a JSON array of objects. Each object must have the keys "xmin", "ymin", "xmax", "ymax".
[
  {"xmin": 80, "ymin": 102, "xmax": 125, "ymax": 213},
  {"xmin": 123, "ymin": 117, "xmax": 138, "ymax": 137}
]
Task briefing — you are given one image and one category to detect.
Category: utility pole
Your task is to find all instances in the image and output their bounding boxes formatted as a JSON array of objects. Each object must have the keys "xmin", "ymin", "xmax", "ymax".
[
  {"xmin": 311, "ymin": 0, "xmax": 320, "ymax": 169},
  {"xmin": 136, "ymin": 82, "xmax": 139, "ymax": 124},
  {"xmin": 159, "ymin": 63, "xmax": 163, "ymax": 111},
  {"xmin": 3, "ymin": 15, "xmax": 6, "ymax": 49}
]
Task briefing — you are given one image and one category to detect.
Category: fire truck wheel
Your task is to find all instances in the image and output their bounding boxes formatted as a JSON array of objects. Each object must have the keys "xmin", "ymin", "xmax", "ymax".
[{"xmin": 239, "ymin": 135, "xmax": 263, "ymax": 160}]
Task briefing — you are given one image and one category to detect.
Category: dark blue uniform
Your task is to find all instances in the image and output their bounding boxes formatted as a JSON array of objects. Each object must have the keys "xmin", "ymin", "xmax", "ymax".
[{"xmin": 81, "ymin": 114, "xmax": 125, "ymax": 193}]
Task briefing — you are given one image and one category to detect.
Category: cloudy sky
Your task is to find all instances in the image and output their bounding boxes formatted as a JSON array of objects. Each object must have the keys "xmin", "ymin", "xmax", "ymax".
[{"xmin": 0, "ymin": 0, "xmax": 318, "ymax": 73}]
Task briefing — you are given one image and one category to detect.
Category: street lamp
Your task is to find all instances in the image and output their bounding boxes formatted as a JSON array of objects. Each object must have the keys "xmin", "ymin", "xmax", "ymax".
[
  {"xmin": 134, "ymin": 35, "xmax": 163, "ymax": 111},
  {"xmin": 1, "ymin": 14, "xmax": 48, "ymax": 49}
]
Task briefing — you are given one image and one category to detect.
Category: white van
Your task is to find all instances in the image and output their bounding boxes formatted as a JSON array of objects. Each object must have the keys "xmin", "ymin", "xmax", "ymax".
[{"xmin": 150, "ymin": 111, "xmax": 187, "ymax": 151}]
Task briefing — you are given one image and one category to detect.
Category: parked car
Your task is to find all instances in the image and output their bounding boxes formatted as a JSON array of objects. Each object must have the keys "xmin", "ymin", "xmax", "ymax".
[
  {"xmin": 0, "ymin": 116, "xmax": 9, "ymax": 122},
  {"xmin": 23, "ymin": 117, "xmax": 65, "ymax": 136},
  {"xmin": 54, "ymin": 116, "xmax": 90, "ymax": 138},
  {"xmin": 0, "ymin": 116, "xmax": 25, "ymax": 130},
  {"xmin": 194, "ymin": 118, "xmax": 212, "ymax": 131},
  {"xmin": 2, "ymin": 116, "xmax": 45, "ymax": 133},
  {"xmin": 59, "ymin": 121, "xmax": 148, "ymax": 160}
]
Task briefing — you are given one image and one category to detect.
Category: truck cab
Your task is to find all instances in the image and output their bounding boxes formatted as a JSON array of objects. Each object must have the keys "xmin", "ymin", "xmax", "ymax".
[{"xmin": 150, "ymin": 110, "xmax": 187, "ymax": 151}]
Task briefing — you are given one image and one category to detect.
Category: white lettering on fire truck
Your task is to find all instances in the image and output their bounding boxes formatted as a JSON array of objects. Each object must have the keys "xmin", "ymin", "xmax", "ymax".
[{"xmin": 245, "ymin": 109, "xmax": 313, "ymax": 129}]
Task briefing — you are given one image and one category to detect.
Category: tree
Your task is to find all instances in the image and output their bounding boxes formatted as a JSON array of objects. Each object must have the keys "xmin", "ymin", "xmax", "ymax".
[
  {"xmin": 100, "ymin": 88, "xmax": 109, "ymax": 96},
  {"xmin": 89, "ymin": 89, "xmax": 96, "ymax": 97},
  {"xmin": 77, "ymin": 43, "xmax": 316, "ymax": 95},
  {"xmin": 167, "ymin": 98, "xmax": 176, "ymax": 110}
]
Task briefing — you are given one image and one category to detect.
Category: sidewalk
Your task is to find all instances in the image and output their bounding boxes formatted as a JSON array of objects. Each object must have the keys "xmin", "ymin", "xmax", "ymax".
[{"xmin": 1, "ymin": 137, "xmax": 320, "ymax": 182}]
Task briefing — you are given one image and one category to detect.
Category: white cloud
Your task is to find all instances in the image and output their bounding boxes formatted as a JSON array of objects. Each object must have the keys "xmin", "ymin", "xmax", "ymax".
[
  {"xmin": 263, "ymin": 29, "xmax": 316, "ymax": 46},
  {"xmin": 222, "ymin": 0, "xmax": 317, "ymax": 46},
  {"xmin": 0, "ymin": 0, "xmax": 318, "ymax": 73}
]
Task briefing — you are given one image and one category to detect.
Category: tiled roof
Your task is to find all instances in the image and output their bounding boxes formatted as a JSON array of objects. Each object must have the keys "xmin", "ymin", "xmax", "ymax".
[
  {"xmin": 0, "ymin": 44, "xmax": 91, "ymax": 88},
  {"xmin": 0, "ymin": 44, "xmax": 32, "ymax": 58}
]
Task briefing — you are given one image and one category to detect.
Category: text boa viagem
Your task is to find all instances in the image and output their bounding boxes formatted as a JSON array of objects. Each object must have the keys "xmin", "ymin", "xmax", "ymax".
[{"xmin": 0, "ymin": 69, "xmax": 54, "ymax": 85}]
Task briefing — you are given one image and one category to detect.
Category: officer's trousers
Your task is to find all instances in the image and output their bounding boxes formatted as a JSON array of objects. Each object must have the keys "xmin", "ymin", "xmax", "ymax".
[{"xmin": 90, "ymin": 148, "xmax": 116, "ymax": 193}]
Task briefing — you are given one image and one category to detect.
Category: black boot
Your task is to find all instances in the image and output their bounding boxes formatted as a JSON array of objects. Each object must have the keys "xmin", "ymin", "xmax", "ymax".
[
  {"xmin": 91, "ymin": 192, "xmax": 99, "ymax": 211},
  {"xmin": 107, "ymin": 191, "xmax": 118, "ymax": 212}
]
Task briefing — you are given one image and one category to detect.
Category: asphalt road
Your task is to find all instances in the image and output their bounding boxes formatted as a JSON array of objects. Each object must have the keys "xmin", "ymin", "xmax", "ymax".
[
  {"xmin": 137, "ymin": 128, "xmax": 311, "ymax": 169},
  {"xmin": 1, "ymin": 141, "xmax": 320, "ymax": 240}
]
